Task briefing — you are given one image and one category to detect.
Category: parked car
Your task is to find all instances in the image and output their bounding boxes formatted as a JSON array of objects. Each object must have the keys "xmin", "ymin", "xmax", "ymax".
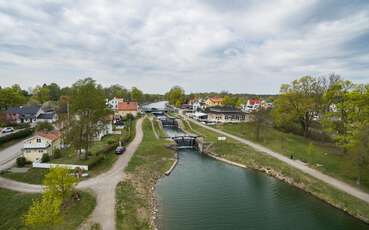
[
  {"xmin": 1, "ymin": 127, "xmax": 14, "ymax": 133},
  {"xmin": 115, "ymin": 146, "xmax": 126, "ymax": 155}
]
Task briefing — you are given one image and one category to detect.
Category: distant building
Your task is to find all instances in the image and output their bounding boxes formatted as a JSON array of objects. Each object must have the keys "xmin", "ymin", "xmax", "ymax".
[
  {"xmin": 205, "ymin": 97, "xmax": 224, "ymax": 107},
  {"xmin": 37, "ymin": 111, "xmax": 58, "ymax": 123},
  {"xmin": 23, "ymin": 131, "xmax": 61, "ymax": 162},
  {"xmin": 6, "ymin": 106, "xmax": 42, "ymax": 124},
  {"xmin": 206, "ymin": 106, "xmax": 249, "ymax": 123},
  {"xmin": 107, "ymin": 97, "xmax": 124, "ymax": 110},
  {"xmin": 115, "ymin": 101, "xmax": 139, "ymax": 117}
]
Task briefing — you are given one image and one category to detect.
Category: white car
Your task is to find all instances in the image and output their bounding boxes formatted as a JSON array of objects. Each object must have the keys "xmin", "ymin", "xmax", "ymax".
[{"xmin": 1, "ymin": 127, "xmax": 14, "ymax": 133}]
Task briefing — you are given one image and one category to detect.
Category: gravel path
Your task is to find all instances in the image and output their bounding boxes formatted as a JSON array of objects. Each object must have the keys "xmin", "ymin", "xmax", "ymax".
[
  {"xmin": 187, "ymin": 117, "xmax": 369, "ymax": 204},
  {"xmin": 0, "ymin": 118, "xmax": 144, "ymax": 230}
]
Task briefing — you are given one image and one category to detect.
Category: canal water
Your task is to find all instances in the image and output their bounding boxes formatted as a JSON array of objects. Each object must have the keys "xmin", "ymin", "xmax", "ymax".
[{"xmin": 156, "ymin": 127, "xmax": 369, "ymax": 230}]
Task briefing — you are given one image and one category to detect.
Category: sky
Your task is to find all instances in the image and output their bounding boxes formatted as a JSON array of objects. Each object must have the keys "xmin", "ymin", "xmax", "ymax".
[{"xmin": 0, "ymin": 0, "xmax": 369, "ymax": 94}]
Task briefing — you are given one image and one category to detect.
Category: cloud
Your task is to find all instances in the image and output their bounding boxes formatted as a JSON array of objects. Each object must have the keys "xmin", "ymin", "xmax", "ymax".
[{"xmin": 0, "ymin": 0, "xmax": 368, "ymax": 93}]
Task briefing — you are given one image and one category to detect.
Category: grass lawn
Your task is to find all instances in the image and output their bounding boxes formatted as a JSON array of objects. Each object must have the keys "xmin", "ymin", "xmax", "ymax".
[
  {"xmin": 181, "ymin": 119, "xmax": 369, "ymax": 223},
  {"xmin": 0, "ymin": 188, "xmax": 95, "ymax": 230},
  {"xmin": 116, "ymin": 118, "xmax": 175, "ymax": 230},
  {"xmin": 215, "ymin": 122, "xmax": 369, "ymax": 191}
]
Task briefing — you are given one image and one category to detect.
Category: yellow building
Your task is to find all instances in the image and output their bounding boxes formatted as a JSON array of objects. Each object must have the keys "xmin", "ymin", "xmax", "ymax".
[
  {"xmin": 23, "ymin": 131, "xmax": 61, "ymax": 162},
  {"xmin": 205, "ymin": 97, "xmax": 224, "ymax": 107},
  {"xmin": 115, "ymin": 101, "xmax": 139, "ymax": 117}
]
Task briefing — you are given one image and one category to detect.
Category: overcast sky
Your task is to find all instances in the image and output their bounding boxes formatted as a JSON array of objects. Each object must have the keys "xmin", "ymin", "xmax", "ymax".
[{"xmin": 0, "ymin": 0, "xmax": 368, "ymax": 94}]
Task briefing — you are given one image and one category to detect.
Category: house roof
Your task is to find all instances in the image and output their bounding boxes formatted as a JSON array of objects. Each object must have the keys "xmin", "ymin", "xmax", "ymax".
[
  {"xmin": 117, "ymin": 102, "xmax": 138, "ymax": 111},
  {"xmin": 248, "ymin": 98, "xmax": 261, "ymax": 105},
  {"xmin": 37, "ymin": 112, "xmax": 56, "ymax": 120},
  {"xmin": 36, "ymin": 131, "xmax": 61, "ymax": 141},
  {"xmin": 6, "ymin": 106, "xmax": 41, "ymax": 117},
  {"xmin": 208, "ymin": 97, "xmax": 223, "ymax": 103},
  {"xmin": 206, "ymin": 106, "xmax": 243, "ymax": 114}
]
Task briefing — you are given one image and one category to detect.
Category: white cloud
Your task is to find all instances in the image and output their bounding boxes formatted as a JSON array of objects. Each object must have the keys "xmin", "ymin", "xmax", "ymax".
[{"xmin": 0, "ymin": 0, "xmax": 368, "ymax": 93}]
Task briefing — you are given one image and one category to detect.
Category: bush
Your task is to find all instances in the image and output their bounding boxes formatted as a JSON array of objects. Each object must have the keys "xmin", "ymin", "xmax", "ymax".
[
  {"xmin": 41, "ymin": 153, "xmax": 50, "ymax": 163},
  {"xmin": 35, "ymin": 122, "xmax": 54, "ymax": 132},
  {"xmin": 0, "ymin": 128, "xmax": 34, "ymax": 146},
  {"xmin": 16, "ymin": 157, "xmax": 26, "ymax": 167},
  {"xmin": 10, "ymin": 123, "xmax": 31, "ymax": 130},
  {"xmin": 53, "ymin": 149, "xmax": 61, "ymax": 159}
]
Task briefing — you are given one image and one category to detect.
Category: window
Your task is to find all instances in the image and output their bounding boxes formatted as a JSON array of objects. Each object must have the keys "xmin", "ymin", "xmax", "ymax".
[
  {"xmin": 36, "ymin": 138, "xmax": 41, "ymax": 143},
  {"xmin": 38, "ymin": 150, "xmax": 43, "ymax": 153}
]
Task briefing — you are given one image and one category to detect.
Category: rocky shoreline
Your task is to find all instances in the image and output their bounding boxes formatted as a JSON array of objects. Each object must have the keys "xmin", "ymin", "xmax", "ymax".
[{"xmin": 204, "ymin": 151, "xmax": 369, "ymax": 225}]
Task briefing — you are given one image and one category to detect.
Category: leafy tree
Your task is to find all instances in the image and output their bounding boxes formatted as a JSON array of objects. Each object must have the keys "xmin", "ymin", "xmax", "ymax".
[
  {"xmin": 130, "ymin": 87, "xmax": 143, "ymax": 103},
  {"xmin": 32, "ymin": 85, "xmax": 50, "ymax": 104},
  {"xmin": 47, "ymin": 83, "xmax": 61, "ymax": 101},
  {"xmin": 36, "ymin": 122, "xmax": 55, "ymax": 132},
  {"xmin": 252, "ymin": 107, "xmax": 269, "ymax": 141},
  {"xmin": 166, "ymin": 86, "xmax": 185, "ymax": 107},
  {"xmin": 105, "ymin": 84, "xmax": 129, "ymax": 100},
  {"xmin": 0, "ymin": 85, "xmax": 27, "ymax": 110},
  {"xmin": 24, "ymin": 193, "xmax": 63, "ymax": 229},
  {"xmin": 69, "ymin": 78, "xmax": 108, "ymax": 159},
  {"xmin": 273, "ymin": 76, "xmax": 327, "ymax": 137},
  {"xmin": 43, "ymin": 167, "xmax": 78, "ymax": 200},
  {"xmin": 223, "ymin": 95, "xmax": 243, "ymax": 107}
]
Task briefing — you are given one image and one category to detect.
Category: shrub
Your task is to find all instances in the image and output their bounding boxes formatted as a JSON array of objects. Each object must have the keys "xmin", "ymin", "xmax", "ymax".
[
  {"xmin": 41, "ymin": 153, "xmax": 50, "ymax": 163},
  {"xmin": 16, "ymin": 157, "xmax": 26, "ymax": 167},
  {"xmin": 35, "ymin": 122, "xmax": 54, "ymax": 132},
  {"xmin": 53, "ymin": 149, "xmax": 61, "ymax": 159}
]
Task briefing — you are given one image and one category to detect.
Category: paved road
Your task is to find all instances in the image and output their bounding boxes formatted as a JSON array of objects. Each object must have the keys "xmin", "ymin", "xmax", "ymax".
[
  {"xmin": 0, "ymin": 140, "xmax": 24, "ymax": 171},
  {"xmin": 0, "ymin": 118, "xmax": 144, "ymax": 230},
  {"xmin": 185, "ymin": 116, "xmax": 369, "ymax": 204}
]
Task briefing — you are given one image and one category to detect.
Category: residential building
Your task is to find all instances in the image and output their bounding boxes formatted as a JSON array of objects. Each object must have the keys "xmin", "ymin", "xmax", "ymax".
[
  {"xmin": 192, "ymin": 101, "xmax": 206, "ymax": 112},
  {"xmin": 23, "ymin": 131, "xmax": 61, "ymax": 162},
  {"xmin": 206, "ymin": 106, "xmax": 249, "ymax": 123},
  {"xmin": 106, "ymin": 97, "xmax": 124, "ymax": 110},
  {"xmin": 5, "ymin": 106, "xmax": 42, "ymax": 124},
  {"xmin": 115, "ymin": 101, "xmax": 139, "ymax": 117},
  {"xmin": 205, "ymin": 97, "xmax": 224, "ymax": 107},
  {"xmin": 36, "ymin": 111, "xmax": 58, "ymax": 123}
]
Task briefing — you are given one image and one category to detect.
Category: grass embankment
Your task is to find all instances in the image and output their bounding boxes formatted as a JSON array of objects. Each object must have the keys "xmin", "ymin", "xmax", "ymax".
[
  {"xmin": 1, "ymin": 120, "xmax": 137, "ymax": 184},
  {"xmin": 181, "ymin": 118, "xmax": 369, "ymax": 223},
  {"xmin": 216, "ymin": 122, "xmax": 369, "ymax": 192},
  {"xmin": 152, "ymin": 118, "xmax": 166, "ymax": 137},
  {"xmin": 116, "ymin": 118, "xmax": 175, "ymax": 230},
  {"xmin": 0, "ymin": 188, "xmax": 95, "ymax": 230}
]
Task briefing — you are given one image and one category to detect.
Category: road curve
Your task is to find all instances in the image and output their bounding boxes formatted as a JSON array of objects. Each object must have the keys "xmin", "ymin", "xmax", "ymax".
[{"xmin": 185, "ymin": 116, "xmax": 369, "ymax": 204}]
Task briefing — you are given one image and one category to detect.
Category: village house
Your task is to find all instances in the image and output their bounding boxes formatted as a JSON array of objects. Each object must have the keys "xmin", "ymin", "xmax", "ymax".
[
  {"xmin": 106, "ymin": 97, "xmax": 124, "ymax": 110},
  {"xmin": 5, "ymin": 105, "xmax": 42, "ymax": 124},
  {"xmin": 23, "ymin": 131, "xmax": 61, "ymax": 162},
  {"xmin": 205, "ymin": 96, "xmax": 224, "ymax": 107},
  {"xmin": 206, "ymin": 106, "xmax": 249, "ymax": 123},
  {"xmin": 36, "ymin": 111, "xmax": 58, "ymax": 123},
  {"xmin": 115, "ymin": 101, "xmax": 139, "ymax": 117}
]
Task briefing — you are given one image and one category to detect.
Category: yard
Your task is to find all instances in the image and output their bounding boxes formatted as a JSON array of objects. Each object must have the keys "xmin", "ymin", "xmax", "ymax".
[
  {"xmin": 215, "ymin": 122, "xmax": 369, "ymax": 192},
  {"xmin": 116, "ymin": 118, "xmax": 175, "ymax": 230},
  {"xmin": 0, "ymin": 188, "xmax": 96, "ymax": 230},
  {"xmin": 181, "ymin": 119, "xmax": 369, "ymax": 223}
]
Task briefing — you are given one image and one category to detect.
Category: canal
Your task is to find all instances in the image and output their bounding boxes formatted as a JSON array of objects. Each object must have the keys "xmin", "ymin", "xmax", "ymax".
[{"xmin": 156, "ymin": 126, "xmax": 369, "ymax": 230}]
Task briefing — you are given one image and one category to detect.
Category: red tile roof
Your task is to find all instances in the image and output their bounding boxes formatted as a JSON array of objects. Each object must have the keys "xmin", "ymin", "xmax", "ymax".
[
  {"xmin": 209, "ymin": 97, "xmax": 223, "ymax": 103},
  {"xmin": 37, "ymin": 131, "xmax": 61, "ymax": 142},
  {"xmin": 248, "ymin": 98, "xmax": 262, "ymax": 105},
  {"xmin": 117, "ymin": 102, "xmax": 138, "ymax": 111}
]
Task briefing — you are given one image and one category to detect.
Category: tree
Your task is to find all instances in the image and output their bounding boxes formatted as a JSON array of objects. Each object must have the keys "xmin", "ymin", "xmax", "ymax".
[
  {"xmin": 36, "ymin": 122, "xmax": 55, "ymax": 132},
  {"xmin": 47, "ymin": 83, "xmax": 61, "ymax": 101},
  {"xmin": 0, "ymin": 85, "xmax": 27, "ymax": 110},
  {"xmin": 322, "ymin": 77, "xmax": 353, "ymax": 149},
  {"xmin": 24, "ymin": 193, "xmax": 63, "ymax": 229},
  {"xmin": 69, "ymin": 78, "xmax": 108, "ymax": 160},
  {"xmin": 273, "ymin": 76, "xmax": 327, "ymax": 137},
  {"xmin": 223, "ymin": 95, "xmax": 244, "ymax": 107},
  {"xmin": 105, "ymin": 84, "xmax": 129, "ymax": 100},
  {"xmin": 166, "ymin": 86, "xmax": 185, "ymax": 107},
  {"xmin": 43, "ymin": 167, "xmax": 78, "ymax": 200},
  {"xmin": 252, "ymin": 107, "xmax": 269, "ymax": 141},
  {"xmin": 130, "ymin": 87, "xmax": 143, "ymax": 103},
  {"xmin": 32, "ymin": 85, "xmax": 50, "ymax": 104}
]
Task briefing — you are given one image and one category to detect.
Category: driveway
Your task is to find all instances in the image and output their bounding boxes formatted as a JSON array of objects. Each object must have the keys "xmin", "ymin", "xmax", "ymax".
[
  {"xmin": 0, "ymin": 118, "xmax": 144, "ymax": 230},
  {"xmin": 0, "ymin": 140, "xmax": 24, "ymax": 171},
  {"xmin": 185, "ymin": 116, "xmax": 369, "ymax": 204}
]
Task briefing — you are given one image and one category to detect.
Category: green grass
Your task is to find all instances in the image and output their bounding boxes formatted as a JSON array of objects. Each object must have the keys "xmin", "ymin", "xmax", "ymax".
[
  {"xmin": 215, "ymin": 122, "xmax": 369, "ymax": 191},
  {"xmin": 182, "ymin": 119, "xmax": 369, "ymax": 223},
  {"xmin": 116, "ymin": 118, "xmax": 175, "ymax": 230},
  {"xmin": 1, "ymin": 167, "xmax": 48, "ymax": 184},
  {"xmin": 0, "ymin": 188, "xmax": 95, "ymax": 230}
]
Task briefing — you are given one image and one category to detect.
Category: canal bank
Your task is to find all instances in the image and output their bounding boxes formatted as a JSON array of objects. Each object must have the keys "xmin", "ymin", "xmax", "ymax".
[
  {"xmin": 156, "ymin": 123, "xmax": 369, "ymax": 230},
  {"xmin": 177, "ymin": 117, "xmax": 369, "ymax": 225}
]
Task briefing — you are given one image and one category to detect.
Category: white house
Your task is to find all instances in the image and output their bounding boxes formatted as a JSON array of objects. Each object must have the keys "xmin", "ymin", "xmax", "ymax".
[
  {"xmin": 94, "ymin": 123, "xmax": 113, "ymax": 141},
  {"xmin": 23, "ymin": 131, "xmax": 61, "ymax": 162}
]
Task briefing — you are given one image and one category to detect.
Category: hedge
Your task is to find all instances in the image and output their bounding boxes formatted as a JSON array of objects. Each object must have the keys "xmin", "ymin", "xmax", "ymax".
[{"xmin": 0, "ymin": 128, "xmax": 34, "ymax": 146}]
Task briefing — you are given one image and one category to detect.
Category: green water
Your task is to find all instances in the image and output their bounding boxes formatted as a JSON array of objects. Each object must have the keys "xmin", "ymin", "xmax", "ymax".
[{"xmin": 156, "ymin": 128, "xmax": 369, "ymax": 230}]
